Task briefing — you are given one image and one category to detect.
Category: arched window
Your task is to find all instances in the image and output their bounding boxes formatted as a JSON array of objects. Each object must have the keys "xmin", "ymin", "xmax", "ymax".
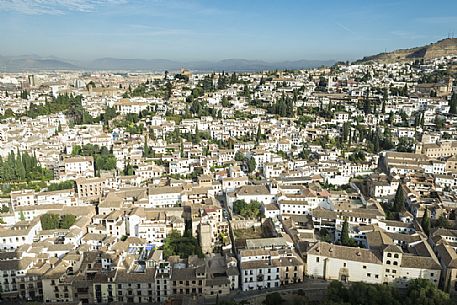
[
  {"xmin": 386, "ymin": 260, "xmax": 391, "ymax": 265},
  {"xmin": 394, "ymin": 254, "xmax": 399, "ymax": 258},
  {"xmin": 387, "ymin": 253, "xmax": 392, "ymax": 257},
  {"xmin": 393, "ymin": 261, "xmax": 398, "ymax": 266}
]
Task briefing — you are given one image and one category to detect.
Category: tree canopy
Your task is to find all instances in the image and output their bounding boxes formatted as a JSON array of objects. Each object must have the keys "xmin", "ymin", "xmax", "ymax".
[
  {"xmin": 0, "ymin": 150, "xmax": 52, "ymax": 182},
  {"xmin": 233, "ymin": 200, "xmax": 262, "ymax": 219},
  {"xmin": 324, "ymin": 279, "xmax": 453, "ymax": 305},
  {"xmin": 41, "ymin": 214, "xmax": 76, "ymax": 230},
  {"xmin": 47, "ymin": 180, "xmax": 75, "ymax": 192},
  {"xmin": 161, "ymin": 230, "xmax": 203, "ymax": 259},
  {"xmin": 71, "ymin": 144, "xmax": 116, "ymax": 175},
  {"xmin": 340, "ymin": 219, "xmax": 357, "ymax": 247}
]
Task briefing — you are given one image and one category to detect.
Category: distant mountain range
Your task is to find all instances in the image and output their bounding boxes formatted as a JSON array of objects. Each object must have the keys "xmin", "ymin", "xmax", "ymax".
[
  {"xmin": 0, "ymin": 55, "xmax": 336, "ymax": 72},
  {"xmin": 0, "ymin": 55, "xmax": 79, "ymax": 71},
  {"xmin": 357, "ymin": 38, "xmax": 457, "ymax": 63},
  {"xmin": 5, "ymin": 38, "xmax": 456, "ymax": 72}
]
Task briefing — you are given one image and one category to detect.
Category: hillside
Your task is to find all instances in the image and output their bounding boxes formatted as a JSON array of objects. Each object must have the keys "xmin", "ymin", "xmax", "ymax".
[
  {"xmin": 0, "ymin": 55, "xmax": 78, "ymax": 71},
  {"xmin": 357, "ymin": 38, "xmax": 457, "ymax": 63}
]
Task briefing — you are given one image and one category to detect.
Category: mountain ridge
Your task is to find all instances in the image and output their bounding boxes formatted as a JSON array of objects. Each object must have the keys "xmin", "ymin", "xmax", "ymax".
[
  {"xmin": 357, "ymin": 38, "xmax": 457, "ymax": 63},
  {"xmin": 0, "ymin": 55, "xmax": 335, "ymax": 72}
]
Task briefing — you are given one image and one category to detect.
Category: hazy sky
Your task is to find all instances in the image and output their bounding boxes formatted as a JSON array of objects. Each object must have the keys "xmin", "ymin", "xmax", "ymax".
[{"xmin": 1, "ymin": 0, "xmax": 456, "ymax": 61}]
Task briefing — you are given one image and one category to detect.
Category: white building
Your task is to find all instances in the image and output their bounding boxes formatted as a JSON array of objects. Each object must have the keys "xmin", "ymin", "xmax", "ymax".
[
  {"xmin": 148, "ymin": 186, "xmax": 186, "ymax": 208},
  {"xmin": 61, "ymin": 156, "xmax": 95, "ymax": 179},
  {"xmin": 239, "ymin": 249, "xmax": 280, "ymax": 291},
  {"xmin": 306, "ymin": 242, "xmax": 441, "ymax": 287}
]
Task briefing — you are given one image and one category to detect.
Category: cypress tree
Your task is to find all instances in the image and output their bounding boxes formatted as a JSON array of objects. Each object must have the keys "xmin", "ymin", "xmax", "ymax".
[
  {"xmin": 340, "ymin": 220, "xmax": 356, "ymax": 246},
  {"xmin": 421, "ymin": 209, "xmax": 431, "ymax": 236},
  {"xmin": 449, "ymin": 93, "xmax": 457, "ymax": 115},
  {"xmin": 256, "ymin": 124, "xmax": 262, "ymax": 144},
  {"xmin": 393, "ymin": 184, "xmax": 404, "ymax": 213},
  {"xmin": 382, "ymin": 88, "xmax": 388, "ymax": 113}
]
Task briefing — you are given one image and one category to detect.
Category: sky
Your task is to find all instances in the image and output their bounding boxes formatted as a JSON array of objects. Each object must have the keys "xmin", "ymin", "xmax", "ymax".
[{"xmin": 0, "ymin": 0, "xmax": 457, "ymax": 62}]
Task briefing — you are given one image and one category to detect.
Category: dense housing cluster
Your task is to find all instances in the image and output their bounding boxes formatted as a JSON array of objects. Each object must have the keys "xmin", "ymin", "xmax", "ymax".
[{"xmin": 1, "ymin": 54, "xmax": 457, "ymax": 304}]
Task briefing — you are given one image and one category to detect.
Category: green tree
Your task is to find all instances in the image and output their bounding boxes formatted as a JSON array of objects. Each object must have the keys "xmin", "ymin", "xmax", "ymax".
[
  {"xmin": 40, "ymin": 214, "xmax": 76, "ymax": 230},
  {"xmin": 221, "ymin": 96, "xmax": 232, "ymax": 107},
  {"xmin": 436, "ymin": 215, "xmax": 449, "ymax": 229},
  {"xmin": 342, "ymin": 122, "xmax": 351, "ymax": 143},
  {"xmin": 435, "ymin": 116, "xmax": 446, "ymax": 129},
  {"xmin": 381, "ymin": 88, "xmax": 388, "ymax": 113},
  {"xmin": 60, "ymin": 214, "xmax": 76, "ymax": 229},
  {"xmin": 71, "ymin": 144, "xmax": 116, "ymax": 175},
  {"xmin": 15, "ymin": 150, "xmax": 26, "ymax": 180},
  {"xmin": 449, "ymin": 92, "xmax": 457, "ymax": 115},
  {"xmin": 247, "ymin": 156, "xmax": 256, "ymax": 173},
  {"xmin": 264, "ymin": 292, "xmax": 284, "ymax": 305},
  {"xmin": 323, "ymin": 279, "xmax": 453, "ymax": 305},
  {"xmin": 0, "ymin": 150, "xmax": 52, "ymax": 182},
  {"xmin": 123, "ymin": 162, "xmax": 134, "ymax": 176},
  {"xmin": 234, "ymin": 151, "xmax": 244, "ymax": 162},
  {"xmin": 40, "ymin": 214, "xmax": 60, "ymax": 230},
  {"xmin": 3, "ymin": 108, "xmax": 15, "ymax": 118},
  {"xmin": 420, "ymin": 112, "xmax": 425, "ymax": 128},
  {"xmin": 161, "ymin": 230, "xmax": 203, "ymax": 259},
  {"xmin": 405, "ymin": 279, "xmax": 453, "ymax": 305},
  {"xmin": 233, "ymin": 200, "xmax": 262, "ymax": 219},
  {"xmin": 164, "ymin": 81, "xmax": 172, "ymax": 99},
  {"xmin": 373, "ymin": 132, "xmax": 380, "ymax": 153},
  {"xmin": 421, "ymin": 209, "xmax": 431, "ymax": 236},
  {"xmin": 340, "ymin": 219, "xmax": 357, "ymax": 247},
  {"xmin": 256, "ymin": 124, "xmax": 262, "ymax": 144},
  {"xmin": 393, "ymin": 184, "xmax": 404, "ymax": 213},
  {"xmin": 103, "ymin": 106, "xmax": 118, "ymax": 121},
  {"xmin": 363, "ymin": 98, "xmax": 372, "ymax": 115},
  {"xmin": 319, "ymin": 228, "xmax": 332, "ymax": 242},
  {"xmin": 0, "ymin": 204, "xmax": 9, "ymax": 213},
  {"xmin": 325, "ymin": 280, "xmax": 401, "ymax": 305},
  {"xmin": 143, "ymin": 135, "xmax": 151, "ymax": 157},
  {"xmin": 243, "ymin": 84, "xmax": 251, "ymax": 100},
  {"xmin": 397, "ymin": 137, "xmax": 414, "ymax": 152},
  {"xmin": 194, "ymin": 125, "xmax": 201, "ymax": 144},
  {"xmin": 47, "ymin": 180, "xmax": 75, "ymax": 191}
]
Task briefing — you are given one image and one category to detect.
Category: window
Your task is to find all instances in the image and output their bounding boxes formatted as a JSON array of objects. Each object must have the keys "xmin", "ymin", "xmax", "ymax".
[
  {"xmin": 316, "ymin": 257, "xmax": 319, "ymax": 263},
  {"xmin": 367, "ymin": 273, "xmax": 371, "ymax": 277},
  {"xmin": 363, "ymin": 265, "xmax": 367, "ymax": 269}
]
